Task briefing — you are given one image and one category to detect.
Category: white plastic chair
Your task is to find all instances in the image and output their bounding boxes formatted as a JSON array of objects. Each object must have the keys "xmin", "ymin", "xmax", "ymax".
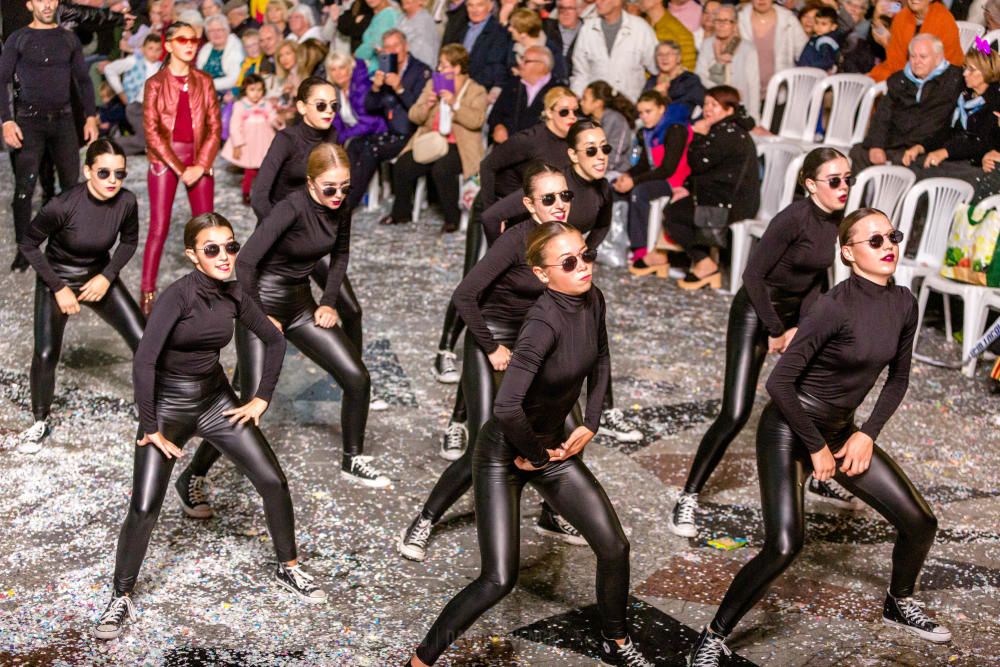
[
  {"xmin": 984, "ymin": 28, "xmax": 1000, "ymax": 47},
  {"xmin": 802, "ymin": 74, "xmax": 875, "ymax": 149},
  {"xmin": 411, "ymin": 175, "xmax": 470, "ymax": 231},
  {"xmin": 914, "ymin": 194, "xmax": 1000, "ymax": 376},
  {"xmin": 850, "ymin": 81, "xmax": 887, "ymax": 146},
  {"xmin": 758, "ymin": 67, "xmax": 826, "ymax": 142},
  {"xmin": 957, "ymin": 20, "xmax": 986, "ymax": 52},
  {"xmin": 365, "ymin": 173, "xmax": 381, "ymax": 212},
  {"xmin": 646, "ymin": 195, "xmax": 673, "ymax": 253}
]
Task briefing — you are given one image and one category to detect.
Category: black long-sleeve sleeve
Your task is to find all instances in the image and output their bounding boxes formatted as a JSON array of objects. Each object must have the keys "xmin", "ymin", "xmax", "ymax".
[
  {"xmin": 238, "ymin": 198, "xmax": 300, "ymax": 311},
  {"xmin": 236, "ymin": 286, "xmax": 287, "ymax": 402},
  {"xmin": 101, "ymin": 198, "xmax": 139, "ymax": 283},
  {"xmin": 479, "ymin": 124, "xmax": 572, "ymax": 207},
  {"xmin": 133, "ymin": 282, "xmax": 185, "ymax": 434},
  {"xmin": 250, "ymin": 123, "xmax": 338, "ymax": 222},
  {"xmin": 583, "ymin": 291, "xmax": 610, "ymax": 431},
  {"xmin": 631, "ymin": 124, "xmax": 689, "ymax": 184},
  {"xmin": 320, "ymin": 209, "xmax": 351, "ymax": 309},
  {"xmin": 0, "ymin": 27, "xmax": 95, "ymax": 122},
  {"xmin": 481, "ymin": 189, "xmax": 531, "ymax": 246},
  {"xmin": 250, "ymin": 131, "xmax": 292, "ymax": 221}
]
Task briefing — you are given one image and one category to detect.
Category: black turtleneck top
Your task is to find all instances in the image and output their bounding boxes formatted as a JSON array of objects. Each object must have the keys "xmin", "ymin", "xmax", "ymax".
[
  {"xmin": 479, "ymin": 124, "xmax": 573, "ymax": 208},
  {"xmin": 250, "ymin": 122, "xmax": 339, "ymax": 221},
  {"xmin": 19, "ymin": 183, "xmax": 139, "ymax": 292},
  {"xmin": 765, "ymin": 273, "xmax": 917, "ymax": 453},
  {"xmin": 742, "ymin": 197, "xmax": 843, "ymax": 338},
  {"xmin": 480, "ymin": 165, "xmax": 613, "ymax": 248},
  {"xmin": 133, "ymin": 270, "xmax": 287, "ymax": 434},
  {"xmin": 493, "ymin": 286, "xmax": 611, "ymax": 467},
  {"xmin": 236, "ymin": 189, "xmax": 350, "ymax": 311}
]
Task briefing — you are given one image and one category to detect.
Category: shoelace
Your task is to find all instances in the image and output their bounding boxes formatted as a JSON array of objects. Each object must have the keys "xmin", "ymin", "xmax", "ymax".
[
  {"xmin": 675, "ymin": 495, "xmax": 698, "ymax": 526},
  {"xmin": 553, "ymin": 514, "xmax": 582, "ymax": 537},
  {"xmin": 604, "ymin": 409, "xmax": 629, "ymax": 429},
  {"xmin": 22, "ymin": 422, "xmax": 46, "ymax": 441},
  {"xmin": 443, "ymin": 424, "xmax": 465, "ymax": 451},
  {"xmin": 99, "ymin": 595, "xmax": 136, "ymax": 626},
  {"xmin": 188, "ymin": 476, "xmax": 209, "ymax": 505},
  {"xmin": 351, "ymin": 456, "xmax": 383, "ymax": 480},
  {"xmin": 285, "ymin": 565, "xmax": 317, "ymax": 592},
  {"xmin": 437, "ymin": 351, "xmax": 457, "ymax": 373},
  {"xmin": 896, "ymin": 597, "xmax": 935, "ymax": 628},
  {"xmin": 616, "ymin": 640, "xmax": 651, "ymax": 667},
  {"xmin": 691, "ymin": 632, "xmax": 731, "ymax": 667},
  {"xmin": 407, "ymin": 518, "xmax": 433, "ymax": 548}
]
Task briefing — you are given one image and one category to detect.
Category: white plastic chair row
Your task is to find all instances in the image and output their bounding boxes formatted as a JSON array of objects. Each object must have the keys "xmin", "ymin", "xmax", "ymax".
[
  {"xmin": 957, "ymin": 20, "xmax": 986, "ymax": 53},
  {"xmin": 962, "ymin": 289, "xmax": 1000, "ymax": 377},
  {"xmin": 412, "ymin": 175, "xmax": 470, "ymax": 231}
]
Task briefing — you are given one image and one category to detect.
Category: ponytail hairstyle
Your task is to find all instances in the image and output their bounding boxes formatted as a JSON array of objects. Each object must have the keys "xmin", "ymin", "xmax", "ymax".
[
  {"xmin": 184, "ymin": 212, "xmax": 234, "ymax": 249},
  {"xmin": 837, "ymin": 207, "xmax": 890, "ymax": 266},
  {"xmin": 84, "ymin": 138, "xmax": 126, "ymax": 167},
  {"xmin": 306, "ymin": 142, "xmax": 350, "ymax": 180},
  {"xmin": 522, "ymin": 160, "xmax": 564, "ymax": 198},
  {"xmin": 584, "ymin": 80, "xmax": 637, "ymax": 126},
  {"xmin": 161, "ymin": 21, "xmax": 194, "ymax": 67},
  {"xmin": 526, "ymin": 221, "xmax": 579, "ymax": 269},
  {"xmin": 566, "ymin": 117, "xmax": 604, "ymax": 150}
]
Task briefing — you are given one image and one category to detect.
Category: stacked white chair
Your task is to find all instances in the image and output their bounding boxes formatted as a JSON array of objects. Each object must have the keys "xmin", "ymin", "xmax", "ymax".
[
  {"xmin": 962, "ymin": 289, "xmax": 1000, "ymax": 377},
  {"xmin": 957, "ymin": 20, "xmax": 986, "ymax": 52},
  {"xmin": 850, "ymin": 81, "xmax": 888, "ymax": 146},
  {"xmin": 801, "ymin": 74, "xmax": 875, "ymax": 149},
  {"xmin": 757, "ymin": 67, "xmax": 826, "ymax": 143}
]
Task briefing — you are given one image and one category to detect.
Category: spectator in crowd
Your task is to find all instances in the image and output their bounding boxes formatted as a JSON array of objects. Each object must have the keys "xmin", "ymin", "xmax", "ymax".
[
  {"xmin": 640, "ymin": 0, "xmax": 696, "ymax": 70},
  {"xmin": 850, "ymin": 34, "xmax": 964, "ymax": 169},
  {"xmin": 399, "ymin": 0, "xmax": 440, "ymax": 69},
  {"xmin": 355, "ymin": 0, "xmax": 402, "ymax": 74},
  {"xmin": 546, "ymin": 0, "xmax": 583, "ymax": 68},
  {"xmin": 967, "ymin": 0, "xmax": 1000, "ymax": 29},
  {"xmin": 692, "ymin": 0, "xmax": 720, "ymax": 49},
  {"xmin": 644, "ymin": 39, "xmax": 706, "ymax": 112},
  {"xmin": 103, "ymin": 32, "xmax": 164, "ymax": 155},
  {"xmin": 799, "ymin": 3, "xmax": 819, "ymax": 36},
  {"xmin": 120, "ymin": 0, "xmax": 166, "ymax": 55},
  {"xmin": 840, "ymin": 0, "xmax": 890, "ymax": 73},
  {"xmin": 326, "ymin": 52, "xmax": 389, "ymax": 146},
  {"xmin": 300, "ymin": 37, "xmax": 330, "ymax": 78},
  {"xmin": 257, "ymin": 22, "xmax": 281, "ymax": 74},
  {"xmin": 839, "ymin": 0, "xmax": 872, "ymax": 41},
  {"xmin": 236, "ymin": 28, "xmax": 264, "ymax": 83},
  {"xmin": 571, "ymin": 0, "xmax": 658, "ymax": 102},
  {"xmin": 289, "ymin": 4, "xmax": 322, "ymax": 43},
  {"xmin": 202, "ymin": 0, "xmax": 223, "ymax": 18},
  {"xmin": 668, "ymin": 0, "xmax": 702, "ymax": 33},
  {"xmin": 489, "ymin": 45, "xmax": 560, "ymax": 143},
  {"xmin": 268, "ymin": 38, "xmax": 302, "ymax": 119},
  {"xmin": 443, "ymin": 0, "xmax": 470, "ymax": 44},
  {"xmin": 383, "ymin": 44, "xmax": 488, "ymax": 233},
  {"xmin": 224, "ymin": 0, "xmax": 260, "ymax": 37},
  {"xmin": 580, "ymin": 80, "xmax": 637, "ymax": 180},
  {"xmin": 507, "ymin": 8, "xmax": 568, "ymax": 83},
  {"xmin": 796, "ymin": 6, "xmax": 844, "ymax": 70},
  {"xmin": 738, "ymin": 0, "xmax": 808, "ymax": 109},
  {"xmin": 447, "ymin": 0, "xmax": 511, "ymax": 98},
  {"xmin": 198, "ymin": 15, "xmax": 246, "ymax": 94},
  {"xmin": 696, "ymin": 5, "xmax": 761, "ymax": 121},
  {"xmin": 346, "ymin": 28, "xmax": 433, "ymax": 209},
  {"xmin": 220, "ymin": 74, "xmax": 281, "ymax": 203},
  {"xmin": 265, "ymin": 0, "xmax": 290, "ymax": 36},
  {"xmin": 334, "ymin": 0, "xmax": 374, "ymax": 52},
  {"xmin": 176, "ymin": 9, "xmax": 206, "ymax": 38},
  {"xmin": 868, "ymin": 0, "xmax": 963, "ymax": 82}
]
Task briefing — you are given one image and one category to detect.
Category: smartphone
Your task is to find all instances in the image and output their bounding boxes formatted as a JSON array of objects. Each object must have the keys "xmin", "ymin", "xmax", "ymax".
[
  {"xmin": 377, "ymin": 53, "xmax": 399, "ymax": 74},
  {"xmin": 432, "ymin": 72, "xmax": 455, "ymax": 94}
]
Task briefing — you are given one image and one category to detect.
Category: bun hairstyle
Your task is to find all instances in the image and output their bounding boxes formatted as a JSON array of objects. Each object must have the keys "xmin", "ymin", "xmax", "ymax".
[
  {"xmin": 522, "ymin": 160, "xmax": 563, "ymax": 198},
  {"xmin": 297, "ymin": 75, "xmax": 334, "ymax": 103},
  {"xmin": 566, "ymin": 117, "xmax": 604, "ymax": 149},
  {"xmin": 526, "ymin": 221, "xmax": 579, "ymax": 269},
  {"xmin": 306, "ymin": 142, "xmax": 350, "ymax": 180},
  {"xmin": 798, "ymin": 146, "xmax": 847, "ymax": 190},
  {"xmin": 837, "ymin": 207, "xmax": 889, "ymax": 266},
  {"xmin": 184, "ymin": 212, "xmax": 234, "ymax": 249}
]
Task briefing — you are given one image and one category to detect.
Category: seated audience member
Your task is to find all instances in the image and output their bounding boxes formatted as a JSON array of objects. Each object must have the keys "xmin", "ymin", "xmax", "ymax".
[
  {"xmin": 867, "ymin": 0, "xmax": 963, "ymax": 82},
  {"xmin": 267, "ymin": 38, "xmax": 302, "ymax": 119},
  {"xmin": 256, "ymin": 22, "xmax": 281, "ymax": 74},
  {"xmin": 507, "ymin": 8, "xmax": 568, "ymax": 83},
  {"xmin": 849, "ymin": 33, "xmax": 964, "ymax": 170},
  {"xmin": 695, "ymin": 4, "xmax": 760, "ymax": 121},
  {"xmin": 355, "ymin": 0, "xmax": 402, "ymax": 75},
  {"xmin": 198, "ymin": 15, "xmax": 246, "ymax": 94},
  {"xmin": 289, "ymin": 4, "xmax": 323, "ymax": 43},
  {"xmin": 796, "ymin": 6, "xmax": 844, "ymax": 70},
  {"xmin": 639, "ymin": 0, "xmax": 697, "ymax": 70},
  {"xmin": 326, "ymin": 52, "xmax": 389, "ymax": 145},
  {"xmin": 489, "ymin": 45, "xmax": 559, "ymax": 144},
  {"xmin": 299, "ymin": 37, "xmax": 330, "ymax": 78},
  {"xmin": 571, "ymin": 0, "xmax": 658, "ymax": 103},
  {"xmin": 265, "ymin": 0, "xmax": 290, "ymax": 36},
  {"xmin": 446, "ymin": 0, "xmax": 511, "ymax": 99},
  {"xmin": 545, "ymin": 0, "xmax": 583, "ymax": 73},
  {"xmin": 692, "ymin": 0, "xmax": 720, "ymax": 50},
  {"xmin": 669, "ymin": 0, "xmax": 703, "ymax": 34},
  {"xmin": 840, "ymin": 1, "xmax": 890, "ymax": 73},
  {"xmin": 581, "ymin": 80, "xmax": 637, "ymax": 181},
  {"xmin": 799, "ymin": 2, "xmax": 820, "ymax": 36},
  {"xmin": 398, "ymin": 0, "xmax": 441, "ymax": 69},
  {"xmin": 103, "ymin": 32, "xmax": 164, "ymax": 154},
  {"xmin": 738, "ymin": 0, "xmax": 808, "ymax": 112},
  {"xmin": 225, "ymin": 0, "xmax": 260, "ymax": 37},
  {"xmin": 645, "ymin": 39, "xmax": 706, "ymax": 113}
]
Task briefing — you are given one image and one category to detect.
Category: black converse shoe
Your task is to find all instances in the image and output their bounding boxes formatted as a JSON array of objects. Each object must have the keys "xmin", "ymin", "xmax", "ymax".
[
  {"xmin": 882, "ymin": 591, "xmax": 952, "ymax": 643},
  {"xmin": 16, "ymin": 420, "xmax": 50, "ymax": 454},
  {"xmin": 341, "ymin": 455, "xmax": 391, "ymax": 488},
  {"xmin": 274, "ymin": 563, "xmax": 327, "ymax": 603},
  {"xmin": 806, "ymin": 475, "xmax": 865, "ymax": 510},
  {"xmin": 432, "ymin": 350, "xmax": 460, "ymax": 384},
  {"xmin": 600, "ymin": 634, "xmax": 654, "ymax": 666},
  {"xmin": 598, "ymin": 409, "xmax": 642, "ymax": 443},
  {"xmin": 687, "ymin": 627, "xmax": 732, "ymax": 667},
  {"xmin": 439, "ymin": 420, "xmax": 468, "ymax": 461},
  {"xmin": 94, "ymin": 594, "xmax": 137, "ymax": 639},
  {"xmin": 669, "ymin": 492, "xmax": 699, "ymax": 538},
  {"xmin": 398, "ymin": 513, "xmax": 434, "ymax": 561},
  {"xmin": 175, "ymin": 468, "xmax": 214, "ymax": 519},
  {"xmin": 534, "ymin": 506, "xmax": 587, "ymax": 545}
]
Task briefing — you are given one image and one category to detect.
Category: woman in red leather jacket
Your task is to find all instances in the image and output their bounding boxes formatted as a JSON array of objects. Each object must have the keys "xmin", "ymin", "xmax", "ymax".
[{"xmin": 140, "ymin": 21, "xmax": 222, "ymax": 315}]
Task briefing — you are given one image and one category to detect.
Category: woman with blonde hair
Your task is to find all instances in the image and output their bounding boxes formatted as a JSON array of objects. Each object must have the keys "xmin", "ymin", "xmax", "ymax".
[
  {"xmin": 265, "ymin": 0, "xmax": 290, "ymax": 36},
  {"xmin": 325, "ymin": 51, "xmax": 388, "ymax": 144}
]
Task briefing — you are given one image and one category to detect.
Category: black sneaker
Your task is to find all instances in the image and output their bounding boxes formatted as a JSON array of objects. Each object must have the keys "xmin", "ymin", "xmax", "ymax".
[
  {"xmin": 16, "ymin": 420, "xmax": 50, "ymax": 454},
  {"xmin": 806, "ymin": 476, "xmax": 864, "ymax": 510},
  {"xmin": 882, "ymin": 591, "xmax": 952, "ymax": 643},
  {"xmin": 598, "ymin": 409, "xmax": 642, "ymax": 443},
  {"xmin": 274, "ymin": 563, "xmax": 327, "ymax": 603},
  {"xmin": 341, "ymin": 455, "xmax": 391, "ymax": 488},
  {"xmin": 687, "ymin": 627, "xmax": 731, "ymax": 667},
  {"xmin": 439, "ymin": 420, "xmax": 468, "ymax": 461},
  {"xmin": 534, "ymin": 506, "xmax": 587, "ymax": 546},
  {"xmin": 93, "ymin": 594, "xmax": 137, "ymax": 639},
  {"xmin": 175, "ymin": 467, "xmax": 213, "ymax": 519},
  {"xmin": 600, "ymin": 634, "xmax": 653, "ymax": 666},
  {"xmin": 669, "ymin": 492, "xmax": 699, "ymax": 538},
  {"xmin": 398, "ymin": 513, "xmax": 434, "ymax": 562},
  {"xmin": 432, "ymin": 350, "xmax": 460, "ymax": 384},
  {"xmin": 10, "ymin": 251, "xmax": 29, "ymax": 273}
]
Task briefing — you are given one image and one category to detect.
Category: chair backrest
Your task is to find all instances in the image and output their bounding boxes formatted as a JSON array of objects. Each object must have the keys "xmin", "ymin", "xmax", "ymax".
[
  {"xmin": 974, "ymin": 193, "xmax": 1000, "ymax": 214},
  {"xmin": 850, "ymin": 81, "xmax": 887, "ymax": 145},
  {"xmin": 895, "ymin": 177, "xmax": 975, "ymax": 268},
  {"xmin": 984, "ymin": 28, "xmax": 1000, "ymax": 47},
  {"xmin": 759, "ymin": 67, "xmax": 826, "ymax": 140},
  {"xmin": 957, "ymin": 20, "xmax": 986, "ymax": 52},
  {"xmin": 844, "ymin": 165, "xmax": 917, "ymax": 223},
  {"xmin": 778, "ymin": 152, "xmax": 806, "ymax": 212},
  {"xmin": 757, "ymin": 142, "xmax": 805, "ymax": 221},
  {"xmin": 802, "ymin": 74, "xmax": 874, "ymax": 148}
]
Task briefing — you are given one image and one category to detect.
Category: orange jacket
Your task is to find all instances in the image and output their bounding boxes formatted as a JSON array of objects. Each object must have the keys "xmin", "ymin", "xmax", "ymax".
[
  {"xmin": 143, "ymin": 67, "xmax": 222, "ymax": 173},
  {"xmin": 868, "ymin": 3, "xmax": 964, "ymax": 83}
]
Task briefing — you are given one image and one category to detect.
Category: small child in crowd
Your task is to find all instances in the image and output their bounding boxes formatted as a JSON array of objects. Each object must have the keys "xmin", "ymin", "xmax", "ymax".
[
  {"xmin": 220, "ymin": 74, "xmax": 282, "ymax": 203},
  {"xmin": 796, "ymin": 6, "xmax": 844, "ymax": 71}
]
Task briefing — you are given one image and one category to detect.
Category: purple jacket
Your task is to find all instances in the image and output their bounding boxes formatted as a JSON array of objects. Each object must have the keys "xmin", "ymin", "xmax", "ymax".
[{"xmin": 332, "ymin": 58, "xmax": 388, "ymax": 141}]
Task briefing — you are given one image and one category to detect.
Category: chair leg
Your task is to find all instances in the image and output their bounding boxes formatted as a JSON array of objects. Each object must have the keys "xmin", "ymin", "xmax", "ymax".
[
  {"xmin": 914, "ymin": 280, "xmax": 932, "ymax": 357},
  {"xmin": 943, "ymin": 294, "xmax": 954, "ymax": 344},
  {"xmin": 366, "ymin": 173, "xmax": 380, "ymax": 212},
  {"xmin": 961, "ymin": 292, "xmax": 987, "ymax": 378},
  {"xmin": 412, "ymin": 176, "xmax": 426, "ymax": 223},
  {"xmin": 646, "ymin": 206, "xmax": 663, "ymax": 254},
  {"xmin": 728, "ymin": 222, "xmax": 749, "ymax": 296}
]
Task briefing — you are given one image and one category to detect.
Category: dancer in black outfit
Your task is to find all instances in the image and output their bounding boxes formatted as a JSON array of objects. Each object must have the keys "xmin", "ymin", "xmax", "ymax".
[
  {"xmin": 181, "ymin": 144, "xmax": 388, "ymax": 501},
  {"xmin": 669, "ymin": 148, "xmax": 863, "ymax": 539},
  {"xmin": 405, "ymin": 222, "xmax": 653, "ymax": 667},
  {"xmin": 16, "ymin": 140, "xmax": 144, "ymax": 453},
  {"xmin": 687, "ymin": 208, "xmax": 950, "ymax": 667},
  {"xmin": 94, "ymin": 213, "xmax": 325, "ymax": 641}
]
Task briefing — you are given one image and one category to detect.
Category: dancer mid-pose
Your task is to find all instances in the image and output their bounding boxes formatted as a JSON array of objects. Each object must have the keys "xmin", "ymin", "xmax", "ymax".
[
  {"xmin": 181, "ymin": 144, "xmax": 388, "ymax": 506},
  {"xmin": 405, "ymin": 222, "xmax": 653, "ymax": 667},
  {"xmin": 687, "ymin": 208, "xmax": 949, "ymax": 666},
  {"xmin": 669, "ymin": 147, "xmax": 862, "ymax": 539},
  {"xmin": 16, "ymin": 139, "xmax": 145, "ymax": 453},
  {"xmin": 95, "ymin": 213, "xmax": 325, "ymax": 641}
]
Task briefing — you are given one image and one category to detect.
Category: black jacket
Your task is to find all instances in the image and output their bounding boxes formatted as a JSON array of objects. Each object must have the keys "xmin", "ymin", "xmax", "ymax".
[
  {"xmin": 687, "ymin": 113, "xmax": 760, "ymax": 223},
  {"xmin": 446, "ymin": 14, "xmax": 511, "ymax": 90},
  {"xmin": 337, "ymin": 0, "xmax": 374, "ymax": 53},
  {"xmin": 487, "ymin": 76, "xmax": 558, "ymax": 138},
  {"xmin": 363, "ymin": 55, "xmax": 433, "ymax": 137},
  {"xmin": 934, "ymin": 86, "xmax": 1000, "ymax": 165},
  {"xmin": 863, "ymin": 64, "xmax": 965, "ymax": 151},
  {"xmin": 542, "ymin": 17, "xmax": 578, "ymax": 79}
]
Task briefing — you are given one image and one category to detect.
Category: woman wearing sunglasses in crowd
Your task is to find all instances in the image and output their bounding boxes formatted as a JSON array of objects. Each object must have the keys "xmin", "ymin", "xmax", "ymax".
[
  {"xmin": 181, "ymin": 144, "xmax": 389, "ymax": 504},
  {"xmin": 15, "ymin": 140, "xmax": 145, "ymax": 453},
  {"xmin": 95, "ymin": 212, "xmax": 325, "ymax": 642},
  {"xmin": 404, "ymin": 222, "xmax": 653, "ymax": 667},
  {"xmin": 688, "ymin": 208, "xmax": 949, "ymax": 666},
  {"xmin": 140, "ymin": 21, "xmax": 221, "ymax": 317},
  {"xmin": 400, "ymin": 163, "xmax": 590, "ymax": 561},
  {"xmin": 669, "ymin": 147, "xmax": 863, "ymax": 539}
]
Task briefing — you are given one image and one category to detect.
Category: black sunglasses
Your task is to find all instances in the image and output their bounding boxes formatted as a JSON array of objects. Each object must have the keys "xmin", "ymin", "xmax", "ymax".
[
  {"xmin": 537, "ymin": 190, "xmax": 574, "ymax": 206},
  {"xmin": 198, "ymin": 240, "xmax": 241, "ymax": 257},
  {"xmin": 584, "ymin": 144, "xmax": 613, "ymax": 158},
  {"xmin": 96, "ymin": 168, "xmax": 128, "ymax": 181},
  {"xmin": 546, "ymin": 248, "xmax": 597, "ymax": 272},
  {"xmin": 306, "ymin": 100, "xmax": 338, "ymax": 113},
  {"xmin": 553, "ymin": 107, "xmax": 578, "ymax": 117},
  {"xmin": 320, "ymin": 184, "xmax": 351, "ymax": 197},
  {"xmin": 815, "ymin": 174, "xmax": 856, "ymax": 188},
  {"xmin": 845, "ymin": 229, "xmax": 904, "ymax": 249}
]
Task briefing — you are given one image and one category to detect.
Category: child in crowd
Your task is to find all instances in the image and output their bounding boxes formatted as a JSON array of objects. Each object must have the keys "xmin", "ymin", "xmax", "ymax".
[
  {"xmin": 798, "ymin": 2, "xmax": 819, "ymax": 36},
  {"xmin": 97, "ymin": 82, "xmax": 128, "ymax": 137},
  {"xmin": 796, "ymin": 6, "xmax": 844, "ymax": 71},
  {"xmin": 221, "ymin": 74, "xmax": 282, "ymax": 204}
]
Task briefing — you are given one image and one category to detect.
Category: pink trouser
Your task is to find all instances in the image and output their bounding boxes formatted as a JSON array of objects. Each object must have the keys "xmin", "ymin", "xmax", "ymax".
[{"xmin": 142, "ymin": 141, "xmax": 215, "ymax": 292}]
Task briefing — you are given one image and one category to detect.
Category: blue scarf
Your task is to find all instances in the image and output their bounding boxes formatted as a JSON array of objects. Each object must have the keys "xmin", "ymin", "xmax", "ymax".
[
  {"xmin": 902, "ymin": 60, "xmax": 950, "ymax": 102},
  {"xmin": 641, "ymin": 102, "xmax": 690, "ymax": 164},
  {"xmin": 952, "ymin": 90, "xmax": 987, "ymax": 129}
]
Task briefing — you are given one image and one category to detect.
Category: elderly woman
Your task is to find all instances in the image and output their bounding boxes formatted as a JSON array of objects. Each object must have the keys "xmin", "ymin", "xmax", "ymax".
[
  {"xmin": 355, "ymin": 0, "xmax": 402, "ymax": 74},
  {"xmin": 326, "ymin": 52, "xmax": 389, "ymax": 144},
  {"xmin": 386, "ymin": 44, "xmax": 487, "ymax": 233},
  {"xmin": 176, "ymin": 9, "xmax": 206, "ymax": 38},
  {"xmin": 868, "ymin": 0, "xmax": 963, "ymax": 82},
  {"xmin": 696, "ymin": 5, "xmax": 761, "ymax": 121},
  {"xmin": 198, "ymin": 15, "xmax": 246, "ymax": 94},
  {"xmin": 644, "ymin": 39, "xmax": 706, "ymax": 115},
  {"xmin": 737, "ymin": 0, "xmax": 807, "ymax": 110},
  {"xmin": 289, "ymin": 4, "xmax": 323, "ymax": 43}
]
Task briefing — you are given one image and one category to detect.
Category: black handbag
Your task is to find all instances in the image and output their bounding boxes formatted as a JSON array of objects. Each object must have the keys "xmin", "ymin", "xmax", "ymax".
[{"xmin": 693, "ymin": 205, "xmax": 730, "ymax": 248}]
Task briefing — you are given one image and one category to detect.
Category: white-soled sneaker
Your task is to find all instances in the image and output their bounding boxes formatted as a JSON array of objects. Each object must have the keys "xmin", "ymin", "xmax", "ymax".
[
  {"xmin": 274, "ymin": 563, "xmax": 327, "ymax": 603},
  {"xmin": 341, "ymin": 455, "xmax": 391, "ymax": 488},
  {"xmin": 534, "ymin": 507, "xmax": 587, "ymax": 546},
  {"xmin": 370, "ymin": 397, "xmax": 389, "ymax": 412},
  {"xmin": 882, "ymin": 591, "xmax": 952, "ymax": 643},
  {"xmin": 598, "ymin": 409, "xmax": 642, "ymax": 443},
  {"xmin": 439, "ymin": 420, "xmax": 468, "ymax": 461},
  {"xmin": 687, "ymin": 627, "xmax": 731, "ymax": 667},
  {"xmin": 432, "ymin": 350, "xmax": 460, "ymax": 384},
  {"xmin": 669, "ymin": 492, "xmax": 699, "ymax": 538},
  {"xmin": 93, "ymin": 594, "xmax": 137, "ymax": 639},
  {"xmin": 599, "ymin": 634, "xmax": 653, "ymax": 666},
  {"xmin": 398, "ymin": 513, "xmax": 434, "ymax": 561},
  {"xmin": 174, "ymin": 468, "xmax": 213, "ymax": 519},
  {"xmin": 16, "ymin": 420, "xmax": 50, "ymax": 454},
  {"xmin": 807, "ymin": 476, "xmax": 865, "ymax": 510}
]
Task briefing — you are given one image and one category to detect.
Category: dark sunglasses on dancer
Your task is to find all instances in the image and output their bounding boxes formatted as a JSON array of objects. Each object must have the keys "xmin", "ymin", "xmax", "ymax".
[
  {"xmin": 536, "ymin": 190, "xmax": 574, "ymax": 206},
  {"xmin": 552, "ymin": 106, "xmax": 578, "ymax": 118},
  {"xmin": 814, "ymin": 174, "xmax": 856, "ymax": 188},
  {"xmin": 305, "ymin": 100, "xmax": 338, "ymax": 113},
  {"xmin": 318, "ymin": 184, "xmax": 351, "ymax": 197},
  {"xmin": 583, "ymin": 144, "xmax": 613, "ymax": 158},
  {"xmin": 96, "ymin": 168, "xmax": 128, "ymax": 181},
  {"xmin": 198, "ymin": 241, "xmax": 241, "ymax": 257},
  {"xmin": 546, "ymin": 248, "xmax": 597, "ymax": 272},
  {"xmin": 844, "ymin": 229, "xmax": 904, "ymax": 249}
]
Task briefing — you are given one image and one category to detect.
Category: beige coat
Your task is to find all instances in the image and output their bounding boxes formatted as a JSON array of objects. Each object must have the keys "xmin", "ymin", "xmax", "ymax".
[{"xmin": 401, "ymin": 78, "xmax": 487, "ymax": 178}]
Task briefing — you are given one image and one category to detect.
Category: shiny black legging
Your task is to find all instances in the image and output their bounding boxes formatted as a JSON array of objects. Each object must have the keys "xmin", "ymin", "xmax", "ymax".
[
  {"xmin": 710, "ymin": 396, "xmax": 937, "ymax": 636},
  {"xmin": 112, "ymin": 374, "xmax": 297, "ymax": 595},
  {"xmin": 682, "ymin": 287, "xmax": 803, "ymax": 495},
  {"xmin": 310, "ymin": 256, "xmax": 363, "ymax": 354},
  {"xmin": 189, "ymin": 274, "xmax": 371, "ymax": 476},
  {"xmin": 31, "ymin": 272, "xmax": 145, "ymax": 421},
  {"xmin": 416, "ymin": 420, "xmax": 630, "ymax": 665}
]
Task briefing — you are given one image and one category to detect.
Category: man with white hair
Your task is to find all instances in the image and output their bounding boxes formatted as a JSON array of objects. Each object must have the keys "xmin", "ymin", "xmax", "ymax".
[
  {"xmin": 571, "ymin": 0, "xmax": 658, "ymax": 101},
  {"xmin": 849, "ymin": 33, "xmax": 964, "ymax": 170},
  {"xmin": 289, "ymin": 4, "xmax": 322, "ymax": 42},
  {"xmin": 488, "ymin": 44, "xmax": 559, "ymax": 143}
]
